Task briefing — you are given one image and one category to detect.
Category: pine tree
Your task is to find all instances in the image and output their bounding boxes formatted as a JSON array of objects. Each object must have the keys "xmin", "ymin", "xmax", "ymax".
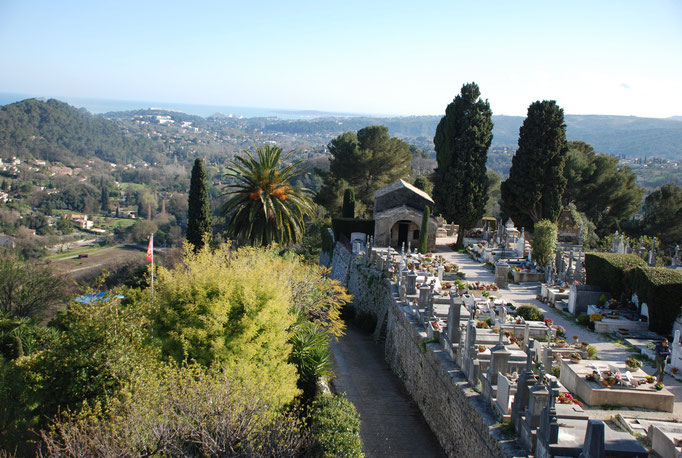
[
  {"xmin": 432, "ymin": 82, "xmax": 493, "ymax": 247},
  {"xmin": 186, "ymin": 158, "xmax": 212, "ymax": 251},
  {"xmin": 418, "ymin": 205, "xmax": 430, "ymax": 254},
  {"xmin": 342, "ymin": 188, "xmax": 355, "ymax": 218},
  {"xmin": 501, "ymin": 100, "xmax": 568, "ymax": 230}
]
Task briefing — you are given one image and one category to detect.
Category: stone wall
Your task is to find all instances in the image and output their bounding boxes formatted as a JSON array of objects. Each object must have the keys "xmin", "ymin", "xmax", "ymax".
[
  {"xmin": 330, "ymin": 244, "xmax": 524, "ymax": 457},
  {"xmin": 328, "ymin": 241, "xmax": 353, "ymax": 284}
]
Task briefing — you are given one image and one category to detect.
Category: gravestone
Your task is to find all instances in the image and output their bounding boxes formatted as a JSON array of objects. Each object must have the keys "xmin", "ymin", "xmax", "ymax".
[
  {"xmin": 579, "ymin": 420, "xmax": 605, "ymax": 458},
  {"xmin": 512, "ymin": 338, "xmax": 536, "ymax": 432},
  {"xmin": 447, "ymin": 294, "xmax": 462, "ymax": 344},
  {"xmin": 494, "ymin": 259, "xmax": 510, "ymax": 289},
  {"xmin": 487, "ymin": 332, "xmax": 512, "ymax": 386},
  {"xmin": 406, "ymin": 270, "xmax": 417, "ymax": 295}
]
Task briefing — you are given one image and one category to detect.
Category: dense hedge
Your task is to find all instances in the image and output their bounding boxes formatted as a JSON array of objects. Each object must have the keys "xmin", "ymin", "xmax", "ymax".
[
  {"xmin": 310, "ymin": 393, "xmax": 364, "ymax": 457},
  {"xmin": 331, "ymin": 218, "xmax": 374, "ymax": 242},
  {"xmin": 584, "ymin": 253, "xmax": 647, "ymax": 299},
  {"xmin": 320, "ymin": 226, "xmax": 335, "ymax": 254},
  {"xmin": 627, "ymin": 267, "xmax": 682, "ymax": 335}
]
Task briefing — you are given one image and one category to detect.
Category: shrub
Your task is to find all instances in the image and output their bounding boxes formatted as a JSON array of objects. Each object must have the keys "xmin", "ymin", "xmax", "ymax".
[
  {"xmin": 626, "ymin": 266, "xmax": 682, "ymax": 335},
  {"xmin": 589, "ymin": 313, "xmax": 603, "ymax": 322},
  {"xmin": 531, "ymin": 220, "xmax": 557, "ymax": 266},
  {"xmin": 551, "ymin": 365, "xmax": 561, "ymax": 378},
  {"xmin": 342, "ymin": 188, "xmax": 355, "ymax": 218},
  {"xmin": 584, "ymin": 253, "xmax": 646, "ymax": 298},
  {"xmin": 516, "ymin": 304, "xmax": 544, "ymax": 321},
  {"xmin": 576, "ymin": 314, "xmax": 590, "ymax": 326},
  {"xmin": 586, "ymin": 345, "xmax": 598, "ymax": 359},
  {"xmin": 331, "ymin": 217, "xmax": 374, "ymax": 242},
  {"xmin": 311, "ymin": 394, "xmax": 364, "ymax": 457},
  {"xmin": 418, "ymin": 206, "xmax": 430, "ymax": 254}
]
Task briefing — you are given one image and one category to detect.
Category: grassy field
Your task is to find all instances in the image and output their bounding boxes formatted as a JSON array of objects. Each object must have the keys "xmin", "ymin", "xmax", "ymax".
[{"xmin": 49, "ymin": 243, "xmax": 147, "ymax": 283}]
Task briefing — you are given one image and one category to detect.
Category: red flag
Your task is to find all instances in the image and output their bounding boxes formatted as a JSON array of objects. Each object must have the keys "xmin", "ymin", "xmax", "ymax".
[{"xmin": 146, "ymin": 235, "xmax": 153, "ymax": 263}]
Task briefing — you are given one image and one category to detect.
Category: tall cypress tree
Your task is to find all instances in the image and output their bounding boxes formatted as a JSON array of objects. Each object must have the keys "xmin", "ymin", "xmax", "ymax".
[
  {"xmin": 100, "ymin": 182, "xmax": 109, "ymax": 212},
  {"xmin": 187, "ymin": 158, "xmax": 212, "ymax": 251},
  {"xmin": 432, "ymin": 82, "xmax": 493, "ymax": 247},
  {"xmin": 501, "ymin": 100, "xmax": 568, "ymax": 231},
  {"xmin": 342, "ymin": 188, "xmax": 355, "ymax": 218},
  {"xmin": 418, "ymin": 205, "xmax": 430, "ymax": 254}
]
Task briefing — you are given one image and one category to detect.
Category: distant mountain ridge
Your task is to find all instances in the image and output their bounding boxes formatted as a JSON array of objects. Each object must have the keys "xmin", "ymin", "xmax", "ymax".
[{"xmin": 262, "ymin": 114, "xmax": 682, "ymax": 159}]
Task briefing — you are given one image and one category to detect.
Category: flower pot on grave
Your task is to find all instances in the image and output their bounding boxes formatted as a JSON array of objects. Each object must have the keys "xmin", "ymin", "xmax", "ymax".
[{"xmin": 672, "ymin": 367, "xmax": 679, "ymax": 375}]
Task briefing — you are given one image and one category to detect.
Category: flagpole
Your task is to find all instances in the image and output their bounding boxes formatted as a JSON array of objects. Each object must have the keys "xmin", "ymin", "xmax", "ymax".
[{"xmin": 151, "ymin": 233, "xmax": 154, "ymax": 298}]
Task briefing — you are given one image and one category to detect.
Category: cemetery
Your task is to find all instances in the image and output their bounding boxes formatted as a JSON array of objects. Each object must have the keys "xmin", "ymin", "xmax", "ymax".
[{"xmin": 324, "ymin": 194, "xmax": 682, "ymax": 456}]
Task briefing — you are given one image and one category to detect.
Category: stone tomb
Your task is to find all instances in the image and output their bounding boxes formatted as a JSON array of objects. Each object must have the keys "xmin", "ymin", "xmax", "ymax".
[{"xmin": 559, "ymin": 359, "xmax": 674, "ymax": 412}]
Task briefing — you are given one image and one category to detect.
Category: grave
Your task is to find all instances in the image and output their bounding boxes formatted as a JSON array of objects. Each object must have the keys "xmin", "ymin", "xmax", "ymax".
[
  {"xmin": 559, "ymin": 359, "xmax": 674, "ymax": 412},
  {"xmin": 567, "ymin": 284, "xmax": 608, "ymax": 316}
]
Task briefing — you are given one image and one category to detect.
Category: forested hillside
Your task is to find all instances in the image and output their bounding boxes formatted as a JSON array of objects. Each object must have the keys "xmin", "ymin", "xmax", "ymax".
[{"xmin": 0, "ymin": 99, "xmax": 164, "ymax": 165}]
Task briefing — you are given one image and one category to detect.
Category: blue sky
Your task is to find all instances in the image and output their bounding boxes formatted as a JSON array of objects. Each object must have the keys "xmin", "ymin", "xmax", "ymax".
[{"xmin": 1, "ymin": 0, "xmax": 681, "ymax": 117}]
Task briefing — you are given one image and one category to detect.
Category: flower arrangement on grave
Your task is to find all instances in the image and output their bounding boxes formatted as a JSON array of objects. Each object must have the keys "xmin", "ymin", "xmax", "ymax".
[
  {"xmin": 586, "ymin": 370, "xmax": 601, "ymax": 382},
  {"xmin": 442, "ymin": 281, "xmax": 452, "ymax": 289},
  {"xmin": 655, "ymin": 382, "xmax": 665, "ymax": 390},
  {"xmin": 430, "ymin": 320, "xmax": 441, "ymax": 332},
  {"xmin": 544, "ymin": 318, "xmax": 553, "ymax": 327},
  {"xmin": 625, "ymin": 357, "xmax": 643, "ymax": 370},
  {"xmin": 556, "ymin": 393, "xmax": 583, "ymax": 408},
  {"xmin": 476, "ymin": 320, "xmax": 490, "ymax": 329},
  {"xmin": 554, "ymin": 325, "xmax": 566, "ymax": 337},
  {"xmin": 554, "ymin": 339, "xmax": 568, "ymax": 348},
  {"xmin": 672, "ymin": 367, "xmax": 679, "ymax": 375},
  {"xmin": 589, "ymin": 313, "xmax": 603, "ymax": 322},
  {"xmin": 568, "ymin": 352, "xmax": 582, "ymax": 363},
  {"xmin": 602, "ymin": 375, "xmax": 617, "ymax": 387},
  {"xmin": 491, "ymin": 327, "xmax": 500, "ymax": 334},
  {"xmin": 478, "ymin": 345, "xmax": 486, "ymax": 353},
  {"xmin": 645, "ymin": 375, "xmax": 655, "ymax": 383},
  {"xmin": 608, "ymin": 298, "xmax": 619, "ymax": 310}
]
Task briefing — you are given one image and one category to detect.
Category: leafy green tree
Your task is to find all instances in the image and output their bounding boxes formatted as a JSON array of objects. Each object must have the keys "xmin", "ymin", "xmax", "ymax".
[
  {"xmin": 317, "ymin": 126, "xmax": 411, "ymax": 216},
  {"xmin": 563, "ymin": 141, "xmax": 643, "ymax": 235},
  {"xmin": 432, "ymin": 82, "xmax": 493, "ymax": 247},
  {"xmin": 413, "ymin": 176, "xmax": 433, "ymax": 196},
  {"xmin": 501, "ymin": 100, "xmax": 568, "ymax": 230},
  {"xmin": 100, "ymin": 184, "xmax": 109, "ymax": 212},
  {"xmin": 642, "ymin": 183, "xmax": 682, "ymax": 244},
  {"xmin": 186, "ymin": 158, "xmax": 212, "ymax": 251},
  {"xmin": 531, "ymin": 219, "xmax": 558, "ymax": 266},
  {"xmin": 152, "ymin": 245, "xmax": 300, "ymax": 405},
  {"xmin": 220, "ymin": 145, "xmax": 313, "ymax": 247},
  {"xmin": 418, "ymin": 205, "xmax": 430, "ymax": 254},
  {"xmin": 342, "ymin": 188, "xmax": 355, "ymax": 218}
]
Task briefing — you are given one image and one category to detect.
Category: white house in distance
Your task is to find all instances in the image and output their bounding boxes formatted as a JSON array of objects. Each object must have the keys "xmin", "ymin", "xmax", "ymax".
[{"xmin": 373, "ymin": 179, "xmax": 437, "ymax": 251}]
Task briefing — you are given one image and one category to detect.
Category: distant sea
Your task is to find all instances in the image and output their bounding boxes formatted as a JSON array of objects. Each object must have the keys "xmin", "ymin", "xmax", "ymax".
[{"xmin": 0, "ymin": 92, "xmax": 368, "ymax": 120}]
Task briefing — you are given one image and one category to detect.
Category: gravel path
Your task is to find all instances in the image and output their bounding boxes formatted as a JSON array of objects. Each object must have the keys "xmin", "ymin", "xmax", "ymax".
[
  {"xmin": 436, "ymin": 236, "xmax": 682, "ymax": 421},
  {"xmin": 330, "ymin": 325, "xmax": 446, "ymax": 457}
]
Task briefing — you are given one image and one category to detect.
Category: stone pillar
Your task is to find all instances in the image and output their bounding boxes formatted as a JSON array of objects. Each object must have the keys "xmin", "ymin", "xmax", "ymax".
[
  {"xmin": 406, "ymin": 270, "xmax": 417, "ymax": 295},
  {"xmin": 488, "ymin": 332, "xmax": 512, "ymax": 385},
  {"xmin": 447, "ymin": 294, "xmax": 462, "ymax": 344},
  {"xmin": 526, "ymin": 373, "xmax": 550, "ymax": 428},
  {"xmin": 542, "ymin": 346, "xmax": 553, "ymax": 374},
  {"xmin": 495, "ymin": 260, "xmax": 510, "ymax": 289},
  {"xmin": 418, "ymin": 285, "xmax": 430, "ymax": 311},
  {"xmin": 512, "ymin": 338, "xmax": 536, "ymax": 430},
  {"xmin": 523, "ymin": 323, "xmax": 531, "ymax": 350},
  {"xmin": 400, "ymin": 282, "xmax": 406, "ymax": 303},
  {"xmin": 437, "ymin": 265, "xmax": 444, "ymax": 283}
]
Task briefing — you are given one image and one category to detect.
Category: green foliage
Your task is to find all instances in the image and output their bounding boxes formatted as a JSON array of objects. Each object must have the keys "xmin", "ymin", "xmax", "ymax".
[
  {"xmin": 586, "ymin": 345, "xmax": 598, "ymax": 359},
  {"xmin": 627, "ymin": 266, "xmax": 682, "ymax": 335},
  {"xmin": 563, "ymin": 141, "xmax": 644, "ymax": 235},
  {"xmin": 516, "ymin": 304, "xmax": 544, "ymax": 321},
  {"xmin": 331, "ymin": 217, "xmax": 375, "ymax": 242},
  {"xmin": 310, "ymin": 393, "xmax": 364, "ymax": 458},
  {"xmin": 0, "ymin": 254, "xmax": 71, "ymax": 318},
  {"xmin": 152, "ymin": 245, "xmax": 300, "ymax": 405},
  {"xmin": 531, "ymin": 220, "xmax": 558, "ymax": 266},
  {"xmin": 221, "ymin": 145, "xmax": 314, "ymax": 247},
  {"xmin": 577, "ymin": 314, "xmax": 590, "ymax": 326},
  {"xmin": 551, "ymin": 365, "xmax": 561, "ymax": 377},
  {"xmin": 100, "ymin": 183, "xmax": 110, "ymax": 212},
  {"xmin": 320, "ymin": 226, "xmax": 334, "ymax": 254},
  {"xmin": 342, "ymin": 188, "xmax": 356, "ymax": 218},
  {"xmin": 432, "ymin": 82, "xmax": 493, "ymax": 247},
  {"xmin": 418, "ymin": 205, "xmax": 430, "ymax": 254},
  {"xmin": 289, "ymin": 321, "xmax": 331, "ymax": 402},
  {"xmin": 642, "ymin": 183, "xmax": 682, "ymax": 245},
  {"xmin": 501, "ymin": 100, "xmax": 568, "ymax": 230},
  {"xmin": 186, "ymin": 157, "xmax": 212, "ymax": 251},
  {"xmin": 485, "ymin": 170, "xmax": 502, "ymax": 218},
  {"xmin": 317, "ymin": 125, "xmax": 412, "ymax": 216},
  {"xmin": 42, "ymin": 364, "xmax": 310, "ymax": 457},
  {"xmin": 413, "ymin": 176, "xmax": 433, "ymax": 196},
  {"xmin": 584, "ymin": 252, "xmax": 646, "ymax": 298}
]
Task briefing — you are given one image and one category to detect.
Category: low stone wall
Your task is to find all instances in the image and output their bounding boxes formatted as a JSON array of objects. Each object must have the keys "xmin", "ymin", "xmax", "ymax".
[
  {"xmin": 330, "ymin": 245, "xmax": 524, "ymax": 457},
  {"xmin": 346, "ymin": 260, "xmax": 394, "ymax": 341},
  {"xmin": 328, "ymin": 241, "xmax": 353, "ymax": 284}
]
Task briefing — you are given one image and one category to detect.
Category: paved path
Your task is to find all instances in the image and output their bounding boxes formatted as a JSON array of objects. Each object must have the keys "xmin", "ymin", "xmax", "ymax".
[
  {"xmin": 331, "ymin": 325, "xmax": 446, "ymax": 457},
  {"xmin": 436, "ymin": 236, "xmax": 682, "ymax": 420}
]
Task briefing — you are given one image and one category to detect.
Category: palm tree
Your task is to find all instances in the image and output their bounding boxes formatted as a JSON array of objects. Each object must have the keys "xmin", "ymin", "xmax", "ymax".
[{"xmin": 220, "ymin": 145, "xmax": 314, "ymax": 246}]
